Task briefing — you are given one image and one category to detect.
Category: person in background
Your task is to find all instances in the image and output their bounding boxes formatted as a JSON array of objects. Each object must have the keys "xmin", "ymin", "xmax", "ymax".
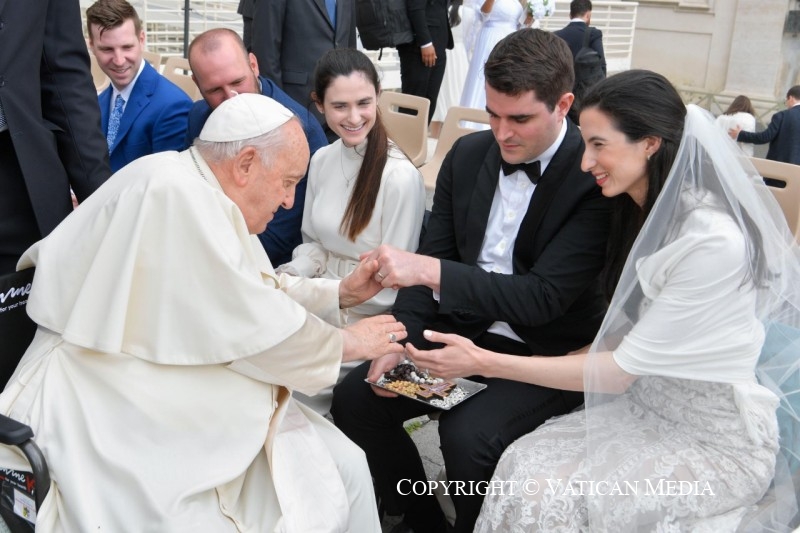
[
  {"xmin": 187, "ymin": 28, "xmax": 328, "ymax": 266},
  {"xmin": 731, "ymin": 85, "xmax": 800, "ymax": 165},
  {"xmin": 87, "ymin": 0, "xmax": 192, "ymax": 173},
  {"xmin": 716, "ymin": 94, "xmax": 756, "ymax": 156},
  {"xmin": 277, "ymin": 49, "xmax": 426, "ymax": 415},
  {"xmin": 237, "ymin": 0, "xmax": 256, "ymax": 50},
  {"xmin": 251, "ymin": 0, "xmax": 356, "ymax": 140},
  {"xmin": 398, "ymin": 0, "xmax": 454, "ymax": 123},
  {"xmin": 459, "ymin": 0, "xmax": 530, "ymax": 116},
  {"xmin": 0, "ymin": 0, "xmax": 109, "ymax": 275},
  {"xmin": 555, "ymin": 0, "xmax": 607, "ymax": 124}
]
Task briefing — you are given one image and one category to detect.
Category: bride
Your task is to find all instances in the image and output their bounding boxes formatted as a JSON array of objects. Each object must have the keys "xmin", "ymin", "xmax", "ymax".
[{"xmin": 408, "ymin": 70, "xmax": 800, "ymax": 531}]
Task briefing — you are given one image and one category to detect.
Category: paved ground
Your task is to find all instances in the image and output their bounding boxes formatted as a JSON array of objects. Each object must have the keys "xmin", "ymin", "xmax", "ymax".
[{"xmin": 381, "ymin": 415, "xmax": 446, "ymax": 532}]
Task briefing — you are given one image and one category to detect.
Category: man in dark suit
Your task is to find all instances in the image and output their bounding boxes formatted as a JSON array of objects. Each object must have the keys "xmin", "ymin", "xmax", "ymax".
[
  {"xmin": 0, "ymin": 0, "xmax": 110, "ymax": 274},
  {"xmin": 237, "ymin": 0, "xmax": 256, "ymax": 50},
  {"xmin": 251, "ymin": 0, "xmax": 355, "ymax": 136},
  {"xmin": 332, "ymin": 29, "xmax": 612, "ymax": 533},
  {"xmin": 88, "ymin": 0, "xmax": 193, "ymax": 173},
  {"xmin": 555, "ymin": 0, "xmax": 606, "ymax": 123},
  {"xmin": 187, "ymin": 29, "xmax": 328, "ymax": 266},
  {"xmin": 398, "ymin": 0, "xmax": 453, "ymax": 123},
  {"xmin": 732, "ymin": 85, "xmax": 800, "ymax": 165}
]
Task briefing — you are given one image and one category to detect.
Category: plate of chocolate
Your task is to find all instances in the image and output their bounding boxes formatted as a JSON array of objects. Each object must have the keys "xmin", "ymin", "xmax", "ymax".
[{"xmin": 366, "ymin": 361, "xmax": 487, "ymax": 410}]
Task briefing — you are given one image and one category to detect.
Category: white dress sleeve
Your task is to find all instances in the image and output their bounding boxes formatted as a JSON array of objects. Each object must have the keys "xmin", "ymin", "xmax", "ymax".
[
  {"xmin": 352, "ymin": 157, "xmax": 426, "ymax": 317},
  {"xmin": 613, "ymin": 211, "xmax": 764, "ymax": 383}
]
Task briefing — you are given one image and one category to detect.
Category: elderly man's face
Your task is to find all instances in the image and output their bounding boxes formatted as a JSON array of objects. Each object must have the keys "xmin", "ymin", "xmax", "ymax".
[
  {"xmin": 191, "ymin": 38, "xmax": 261, "ymax": 110},
  {"xmin": 244, "ymin": 121, "xmax": 310, "ymax": 234}
]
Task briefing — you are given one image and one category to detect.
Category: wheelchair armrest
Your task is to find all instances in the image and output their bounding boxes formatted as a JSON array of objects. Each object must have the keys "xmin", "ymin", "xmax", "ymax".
[
  {"xmin": 0, "ymin": 415, "xmax": 50, "ymax": 509},
  {"xmin": 0, "ymin": 416, "xmax": 33, "ymax": 446}
]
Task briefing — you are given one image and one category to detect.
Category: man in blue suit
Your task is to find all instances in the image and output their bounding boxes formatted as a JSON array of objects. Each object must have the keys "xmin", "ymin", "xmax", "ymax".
[
  {"xmin": 87, "ymin": 0, "xmax": 192, "ymax": 173},
  {"xmin": 187, "ymin": 29, "xmax": 328, "ymax": 266},
  {"xmin": 732, "ymin": 85, "xmax": 800, "ymax": 165}
]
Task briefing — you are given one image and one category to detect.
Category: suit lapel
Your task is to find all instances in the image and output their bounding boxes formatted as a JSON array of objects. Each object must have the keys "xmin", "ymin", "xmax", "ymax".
[
  {"xmin": 0, "ymin": 1, "xmax": 7, "ymax": 18},
  {"xmin": 110, "ymin": 64, "xmax": 155, "ymax": 152},
  {"xmin": 463, "ymin": 142, "xmax": 502, "ymax": 264},
  {"xmin": 98, "ymin": 86, "xmax": 112, "ymax": 134},
  {"xmin": 314, "ymin": 0, "xmax": 334, "ymax": 30},
  {"xmin": 517, "ymin": 120, "xmax": 582, "ymax": 248}
]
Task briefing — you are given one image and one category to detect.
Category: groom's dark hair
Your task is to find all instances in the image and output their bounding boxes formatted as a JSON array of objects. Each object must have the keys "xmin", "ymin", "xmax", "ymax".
[{"xmin": 484, "ymin": 28, "xmax": 574, "ymax": 112}]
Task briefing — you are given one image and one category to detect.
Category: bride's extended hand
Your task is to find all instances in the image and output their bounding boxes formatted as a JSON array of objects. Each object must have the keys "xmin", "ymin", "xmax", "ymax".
[{"xmin": 405, "ymin": 330, "xmax": 490, "ymax": 380}]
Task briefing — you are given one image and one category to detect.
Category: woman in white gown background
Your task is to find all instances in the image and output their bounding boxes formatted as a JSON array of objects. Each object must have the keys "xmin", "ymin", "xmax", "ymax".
[
  {"xmin": 277, "ymin": 49, "xmax": 426, "ymax": 414},
  {"xmin": 459, "ymin": 0, "xmax": 529, "ymax": 112},
  {"xmin": 406, "ymin": 70, "xmax": 800, "ymax": 531},
  {"xmin": 715, "ymin": 94, "xmax": 757, "ymax": 156}
]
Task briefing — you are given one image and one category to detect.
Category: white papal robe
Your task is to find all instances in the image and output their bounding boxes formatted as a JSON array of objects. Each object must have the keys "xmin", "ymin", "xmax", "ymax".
[{"xmin": 0, "ymin": 149, "xmax": 380, "ymax": 532}]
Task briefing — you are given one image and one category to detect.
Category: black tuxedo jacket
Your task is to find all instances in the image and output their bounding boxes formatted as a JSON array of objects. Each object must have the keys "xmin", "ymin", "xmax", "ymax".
[
  {"xmin": 554, "ymin": 21, "xmax": 607, "ymax": 75},
  {"xmin": 393, "ymin": 121, "xmax": 612, "ymax": 355},
  {"xmin": 404, "ymin": 0, "xmax": 453, "ymax": 51},
  {"xmin": 0, "ymin": 0, "xmax": 109, "ymax": 239},
  {"xmin": 738, "ymin": 105, "xmax": 800, "ymax": 165}
]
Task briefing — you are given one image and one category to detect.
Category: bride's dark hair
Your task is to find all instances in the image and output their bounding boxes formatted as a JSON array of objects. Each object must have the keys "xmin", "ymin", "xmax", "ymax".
[{"xmin": 580, "ymin": 70, "xmax": 686, "ymax": 301}]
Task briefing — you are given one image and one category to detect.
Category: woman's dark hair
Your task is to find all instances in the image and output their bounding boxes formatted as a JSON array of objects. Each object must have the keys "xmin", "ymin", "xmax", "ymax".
[
  {"xmin": 312, "ymin": 48, "xmax": 390, "ymax": 241},
  {"xmin": 580, "ymin": 70, "xmax": 686, "ymax": 300},
  {"xmin": 448, "ymin": 0, "xmax": 462, "ymax": 27},
  {"xmin": 723, "ymin": 95, "xmax": 755, "ymax": 116}
]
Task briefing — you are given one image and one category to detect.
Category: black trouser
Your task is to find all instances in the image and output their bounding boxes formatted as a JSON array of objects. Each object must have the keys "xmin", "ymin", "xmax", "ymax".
[
  {"xmin": 331, "ymin": 332, "xmax": 584, "ymax": 533},
  {"xmin": 397, "ymin": 42, "xmax": 447, "ymax": 124},
  {"xmin": 0, "ymin": 131, "xmax": 41, "ymax": 275}
]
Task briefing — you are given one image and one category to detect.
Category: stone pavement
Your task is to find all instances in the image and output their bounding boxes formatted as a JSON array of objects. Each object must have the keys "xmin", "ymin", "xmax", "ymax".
[{"xmin": 381, "ymin": 415, "xmax": 446, "ymax": 532}]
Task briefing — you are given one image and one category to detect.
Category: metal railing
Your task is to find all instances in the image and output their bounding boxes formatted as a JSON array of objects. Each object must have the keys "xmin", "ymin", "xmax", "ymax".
[
  {"xmin": 677, "ymin": 87, "xmax": 784, "ymax": 125},
  {"xmin": 81, "ymin": 0, "xmax": 242, "ymax": 58}
]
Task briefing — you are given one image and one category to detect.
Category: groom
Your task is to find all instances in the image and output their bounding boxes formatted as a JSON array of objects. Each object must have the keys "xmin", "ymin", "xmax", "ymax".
[{"xmin": 332, "ymin": 29, "xmax": 613, "ymax": 533}]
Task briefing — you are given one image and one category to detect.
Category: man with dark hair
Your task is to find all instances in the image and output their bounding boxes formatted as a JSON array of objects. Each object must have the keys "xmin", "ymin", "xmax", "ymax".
[
  {"xmin": 555, "ymin": 0, "xmax": 606, "ymax": 122},
  {"xmin": 0, "ymin": 0, "xmax": 110, "ymax": 275},
  {"xmin": 731, "ymin": 85, "xmax": 800, "ymax": 165},
  {"xmin": 332, "ymin": 28, "xmax": 612, "ymax": 533},
  {"xmin": 87, "ymin": 0, "xmax": 193, "ymax": 172},
  {"xmin": 186, "ymin": 28, "xmax": 327, "ymax": 266}
]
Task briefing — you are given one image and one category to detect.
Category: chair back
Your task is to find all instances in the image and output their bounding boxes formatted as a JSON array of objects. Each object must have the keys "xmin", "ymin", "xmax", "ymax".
[
  {"xmin": 378, "ymin": 91, "xmax": 430, "ymax": 167},
  {"xmin": 142, "ymin": 50, "xmax": 162, "ymax": 70},
  {"xmin": 420, "ymin": 107, "xmax": 490, "ymax": 192},
  {"xmin": 162, "ymin": 57, "xmax": 203, "ymax": 101},
  {"xmin": 750, "ymin": 157, "xmax": 800, "ymax": 242},
  {"xmin": 89, "ymin": 53, "xmax": 110, "ymax": 94},
  {"xmin": 0, "ymin": 269, "xmax": 36, "ymax": 389}
]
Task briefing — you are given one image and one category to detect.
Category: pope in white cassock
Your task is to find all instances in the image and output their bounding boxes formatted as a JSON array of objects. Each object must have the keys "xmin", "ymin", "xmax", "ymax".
[{"xmin": 0, "ymin": 94, "xmax": 407, "ymax": 532}]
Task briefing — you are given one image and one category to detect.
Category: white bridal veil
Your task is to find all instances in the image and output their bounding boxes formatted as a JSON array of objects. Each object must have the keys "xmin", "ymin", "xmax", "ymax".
[{"xmin": 584, "ymin": 105, "xmax": 800, "ymax": 531}]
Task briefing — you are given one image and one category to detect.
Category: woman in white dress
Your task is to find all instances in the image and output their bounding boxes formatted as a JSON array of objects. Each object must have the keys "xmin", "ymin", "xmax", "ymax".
[
  {"xmin": 407, "ymin": 70, "xmax": 800, "ymax": 531},
  {"xmin": 277, "ymin": 49, "xmax": 426, "ymax": 414},
  {"xmin": 459, "ymin": 0, "xmax": 529, "ymax": 112},
  {"xmin": 715, "ymin": 94, "xmax": 757, "ymax": 156}
]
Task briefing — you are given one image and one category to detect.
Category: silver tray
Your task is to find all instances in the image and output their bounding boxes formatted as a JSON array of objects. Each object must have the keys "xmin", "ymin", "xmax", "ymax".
[{"xmin": 365, "ymin": 376, "xmax": 487, "ymax": 410}]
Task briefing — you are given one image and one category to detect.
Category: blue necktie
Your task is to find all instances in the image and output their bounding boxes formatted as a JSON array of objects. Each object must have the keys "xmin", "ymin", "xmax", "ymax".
[
  {"xmin": 107, "ymin": 94, "xmax": 125, "ymax": 150},
  {"xmin": 325, "ymin": 0, "xmax": 336, "ymax": 29}
]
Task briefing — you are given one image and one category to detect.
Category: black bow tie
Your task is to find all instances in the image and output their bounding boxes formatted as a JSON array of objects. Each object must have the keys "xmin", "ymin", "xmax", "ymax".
[{"xmin": 501, "ymin": 159, "xmax": 541, "ymax": 184}]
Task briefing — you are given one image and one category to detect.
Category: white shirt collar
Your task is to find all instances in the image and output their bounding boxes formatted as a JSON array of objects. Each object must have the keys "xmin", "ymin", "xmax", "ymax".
[{"xmin": 110, "ymin": 59, "xmax": 146, "ymax": 113}]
